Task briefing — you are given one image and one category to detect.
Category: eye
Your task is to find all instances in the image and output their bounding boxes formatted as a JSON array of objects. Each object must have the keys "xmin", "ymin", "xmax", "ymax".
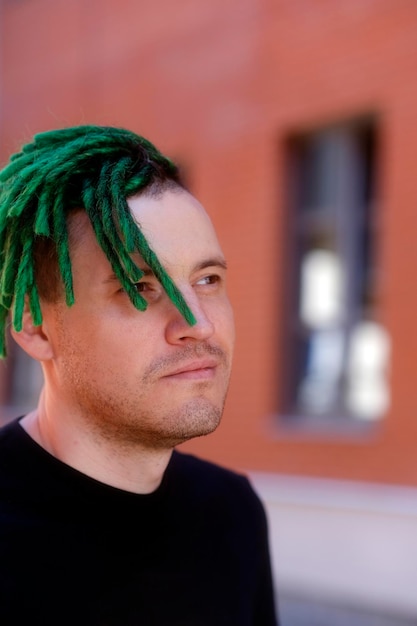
[
  {"xmin": 118, "ymin": 281, "xmax": 151, "ymax": 294},
  {"xmin": 132, "ymin": 280, "xmax": 162, "ymax": 303},
  {"xmin": 134, "ymin": 281, "xmax": 150, "ymax": 292},
  {"xmin": 195, "ymin": 274, "xmax": 221, "ymax": 286}
]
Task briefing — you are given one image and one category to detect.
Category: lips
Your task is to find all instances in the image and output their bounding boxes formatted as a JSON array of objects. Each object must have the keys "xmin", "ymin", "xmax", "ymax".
[{"xmin": 163, "ymin": 359, "xmax": 218, "ymax": 379}]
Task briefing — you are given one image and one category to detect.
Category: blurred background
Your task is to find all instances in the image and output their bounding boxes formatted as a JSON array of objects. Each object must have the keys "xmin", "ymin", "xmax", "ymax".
[{"xmin": 1, "ymin": 0, "xmax": 417, "ymax": 624}]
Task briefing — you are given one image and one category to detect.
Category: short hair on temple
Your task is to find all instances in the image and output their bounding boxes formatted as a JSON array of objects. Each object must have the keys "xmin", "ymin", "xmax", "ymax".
[{"xmin": 0, "ymin": 125, "xmax": 196, "ymax": 357}]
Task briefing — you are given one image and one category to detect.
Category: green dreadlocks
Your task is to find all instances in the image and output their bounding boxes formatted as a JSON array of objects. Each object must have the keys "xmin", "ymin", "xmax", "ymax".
[{"xmin": 0, "ymin": 125, "xmax": 196, "ymax": 357}]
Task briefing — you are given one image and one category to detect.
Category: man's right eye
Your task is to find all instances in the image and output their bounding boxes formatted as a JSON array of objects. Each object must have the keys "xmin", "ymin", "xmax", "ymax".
[
  {"xmin": 134, "ymin": 282, "xmax": 149, "ymax": 292},
  {"xmin": 133, "ymin": 281, "xmax": 162, "ymax": 303}
]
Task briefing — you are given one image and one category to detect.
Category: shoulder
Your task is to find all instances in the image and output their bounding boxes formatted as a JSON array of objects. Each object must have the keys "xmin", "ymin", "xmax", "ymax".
[
  {"xmin": 171, "ymin": 449, "xmax": 249, "ymax": 488},
  {"xmin": 0, "ymin": 418, "xmax": 41, "ymax": 490},
  {"xmin": 0, "ymin": 418, "xmax": 25, "ymax": 455},
  {"xmin": 169, "ymin": 450, "xmax": 266, "ymax": 521}
]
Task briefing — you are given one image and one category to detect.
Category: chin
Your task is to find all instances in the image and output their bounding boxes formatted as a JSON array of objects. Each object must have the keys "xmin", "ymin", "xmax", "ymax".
[
  {"xmin": 176, "ymin": 417, "xmax": 221, "ymax": 443},
  {"xmin": 95, "ymin": 396, "xmax": 226, "ymax": 450},
  {"xmin": 159, "ymin": 399, "xmax": 223, "ymax": 447}
]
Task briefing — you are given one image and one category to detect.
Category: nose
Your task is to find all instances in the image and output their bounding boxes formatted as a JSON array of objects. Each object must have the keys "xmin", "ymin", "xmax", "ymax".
[{"xmin": 165, "ymin": 291, "xmax": 215, "ymax": 344}]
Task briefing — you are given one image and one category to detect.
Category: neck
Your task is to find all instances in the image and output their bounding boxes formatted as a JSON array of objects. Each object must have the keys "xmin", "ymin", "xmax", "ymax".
[{"xmin": 21, "ymin": 392, "xmax": 173, "ymax": 495}]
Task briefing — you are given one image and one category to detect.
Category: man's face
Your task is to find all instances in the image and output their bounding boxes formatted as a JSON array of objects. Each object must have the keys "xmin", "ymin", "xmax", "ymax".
[{"xmin": 41, "ymin": 188, "xmax": 235, "ymax": 449}]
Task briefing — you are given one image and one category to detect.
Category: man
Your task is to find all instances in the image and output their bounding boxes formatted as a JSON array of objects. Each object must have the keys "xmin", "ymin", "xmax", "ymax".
[{"xmin": 0, "ymin": 125, "xmax": 278, "ymax": 625}]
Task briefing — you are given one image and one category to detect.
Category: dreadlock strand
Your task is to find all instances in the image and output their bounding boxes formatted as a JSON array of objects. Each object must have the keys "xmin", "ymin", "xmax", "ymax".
[
  {"xmin": 28, "ymin": 282, "xmax": 42, "ymax": 327},
  {"xmin": 0, "ymin": 179, "xmax": 33, "ymax": 221},
  {"xmin": 110, "ymin": 157, "xmax": 137, "ymax": 252},
  {"xmin": 0, "ymin": 306, "xmax": 9, "ymax": 358},
  {"xmin": 0, "ymin": 229, "xmax": 22, "ymax": 307},
  {"xmin": 4, "ymin": 166, "xmax": 51, "ymax": 221},
  {"xmin": 12, "ymin": 236, "xmax": 33, "ymax": 333},
  {"xmin": 131, "ymin": 226, "xmax": 196, "ymax": 326},
  {"xmin": 0, "ymin": 146, "xmax": 55, "ymax": 188},
  {"xmin": 12, "ymin": 286, "xmax": 25, "ymax": 334},
  {"xmin": 96, "ymin": 167, "xmax": 143, "ymax": 283},
  {"xmin": 34, "ymin": 184, "xmax": 53, "ymax": 236},
  {"xmin": 51, "ymin": 190, "xmax": 74, "ymax": 307},
  {"xmin": 113, "ymin": 193, "xmax": 137, "ymax": 255},
  {"xmin": 82, "ymin": 181, "xmax": 147, "ymax": 311}
]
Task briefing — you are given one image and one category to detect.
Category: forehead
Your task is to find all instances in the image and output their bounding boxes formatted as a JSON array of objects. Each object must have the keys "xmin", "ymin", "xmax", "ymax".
[
  {"xmin": 127, "ymin": 189, "xmax": 224, "ymax": 267},
  {"xmin": 68, "ymin": 189, "xmax": 223, "ymax": 273}
]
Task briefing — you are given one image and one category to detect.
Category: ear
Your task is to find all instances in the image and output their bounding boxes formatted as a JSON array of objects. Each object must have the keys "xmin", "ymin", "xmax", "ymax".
[{"xmin": 10, "ymin": 301, "xmax": 55, "ymax": 361}]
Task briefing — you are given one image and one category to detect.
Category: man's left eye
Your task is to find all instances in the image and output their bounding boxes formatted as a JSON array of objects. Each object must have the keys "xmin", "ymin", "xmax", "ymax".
[{"xmin": 196, "ymin": 275, "xmax": 219, "ymax": 286}]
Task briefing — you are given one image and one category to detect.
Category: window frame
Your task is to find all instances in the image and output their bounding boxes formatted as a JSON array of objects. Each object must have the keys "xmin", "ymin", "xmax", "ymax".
[{"xmin": 279, "ymin": 116, "xmax": 385, "ymax": 428}]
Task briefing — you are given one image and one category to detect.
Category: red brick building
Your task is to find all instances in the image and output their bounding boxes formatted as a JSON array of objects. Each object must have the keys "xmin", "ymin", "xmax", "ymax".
[{"xmin": 1, "ymin": 0, "xmax": 416, "ymax": 620}]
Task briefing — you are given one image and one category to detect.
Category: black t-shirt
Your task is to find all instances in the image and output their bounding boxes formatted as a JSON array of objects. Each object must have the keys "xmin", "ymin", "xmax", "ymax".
[{"xmin": 0, "ymin": 419, "xmax": 278, "ymax": 625}]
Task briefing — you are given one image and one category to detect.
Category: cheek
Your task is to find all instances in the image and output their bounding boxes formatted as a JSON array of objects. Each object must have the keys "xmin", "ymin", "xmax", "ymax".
[
  {"xmin": 213, "ymin": 301, "xmax": 235, "ymax": 347},
  {"xmin": 49, "ymin": 311, "xmax": 108, "ymax": 363},
  {"xmin": 81, "ymin": 316, "xmax": 159, "ymax": 365}
]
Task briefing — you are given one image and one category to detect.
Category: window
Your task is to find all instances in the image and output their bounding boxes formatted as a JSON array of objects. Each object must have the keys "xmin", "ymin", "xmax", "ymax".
[{"xmin": 282, "ymin": 118, "xmax": 389, "ymax": 423}]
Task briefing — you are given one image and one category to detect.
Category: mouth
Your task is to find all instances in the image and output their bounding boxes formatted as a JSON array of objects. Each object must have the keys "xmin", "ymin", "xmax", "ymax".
[{"xmin": 162, "ymin": 359, "xmax": 219, "ymax": 381}]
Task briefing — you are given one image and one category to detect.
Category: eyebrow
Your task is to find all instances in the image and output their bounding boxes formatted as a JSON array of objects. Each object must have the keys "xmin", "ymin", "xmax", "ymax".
[
  {"xmin": 102, "ymin": 267, "xmax": 153, "ymax": 284},
  {"xmin": 192, "ymin": 257, "xmax": 228, "ymax": 273},
  {"xmin": 102, "ymin": 257, "xmax": 228, "ymax": 284}
]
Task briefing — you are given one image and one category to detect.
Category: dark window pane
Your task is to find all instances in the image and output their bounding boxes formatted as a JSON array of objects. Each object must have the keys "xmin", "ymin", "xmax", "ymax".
[{"xmin": 282, "ymin": 118, "xmax": 389, "ymax": 422}]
